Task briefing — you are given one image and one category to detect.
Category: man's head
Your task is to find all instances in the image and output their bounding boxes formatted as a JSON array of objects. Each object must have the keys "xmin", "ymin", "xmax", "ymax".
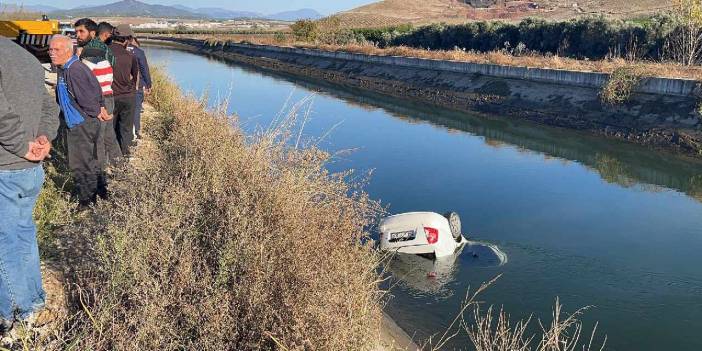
[
  {"xmin": 97, "ymin": 22, "xmax": 113, "ymax": 43},
  {"xmin": 74, "ymin": 18, "xmax": 97, "ymax": 46},
  {"xmin": 112, "ymin": 24, "xmax": 134, "ymax": 45},
  {"xmin": 49, "ymin": 35, "xmax": 74, "ymax": 66}
]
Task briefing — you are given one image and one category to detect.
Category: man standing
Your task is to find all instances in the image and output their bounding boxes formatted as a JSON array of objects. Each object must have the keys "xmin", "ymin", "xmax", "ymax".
[
  {"xmin": 97, "ymin": 22, "xmax": 113, "ymax": 45},
  {"xmin": 109, "ymin": 25, "xmax": 139, "ymax": 155},
  {"xmin": 74, "ymin": 18, "xmax": 122, "ymax": 168},
  {"xmin": 126, "ymin": 35, "xmax": 151, "ymax": 140},
  {"xmin": 0, "ymin": 37, "xmax": 58, "ymax": 338},
  {"xmin": 49, "ymin": 35, "xmax": 104, "ymax": 206}
]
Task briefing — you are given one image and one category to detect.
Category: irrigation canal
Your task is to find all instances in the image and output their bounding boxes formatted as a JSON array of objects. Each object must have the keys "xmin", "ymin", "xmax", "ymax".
[{"xmin": 145, "ymin": 45, "xmax": 702, "ymax": 351}]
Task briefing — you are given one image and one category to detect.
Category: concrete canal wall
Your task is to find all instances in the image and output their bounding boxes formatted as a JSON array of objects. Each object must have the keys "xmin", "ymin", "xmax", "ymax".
[{"xmin": 144, "ymin": 38, "xmax": 702, "ymax": 155}]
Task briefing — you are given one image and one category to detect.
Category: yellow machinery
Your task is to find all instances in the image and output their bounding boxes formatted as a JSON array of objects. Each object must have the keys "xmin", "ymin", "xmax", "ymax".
[{"xmin": 0, "ymin": 18, "xmax": 60, "ymax": 62}]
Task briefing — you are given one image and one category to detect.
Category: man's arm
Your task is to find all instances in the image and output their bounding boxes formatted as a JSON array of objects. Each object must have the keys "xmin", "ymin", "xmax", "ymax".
[
  {"xmin": 37, "ymin": 83, "xmax": 60, "ymax": 142},
  {"xmin": 0, "ymin": 78, "xmax": 29, "ymax": 158},
  {"xmin": 130, "ymin": 54, "xmax": 139, "ymax": 91},
  {"xmin": 137, "ymin": 50, "xmax": 151, "ymax": 89}
]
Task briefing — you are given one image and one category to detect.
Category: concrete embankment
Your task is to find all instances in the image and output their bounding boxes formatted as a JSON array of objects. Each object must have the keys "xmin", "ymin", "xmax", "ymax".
[{"xmin": 144, "ymin": 37, "xmax": 702, "ymax": 156}]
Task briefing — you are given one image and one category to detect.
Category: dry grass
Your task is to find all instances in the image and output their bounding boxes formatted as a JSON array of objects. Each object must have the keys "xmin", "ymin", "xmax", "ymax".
[
  {"xmin": 331, "ymin": 0, "xmax": 673, "ymax": 27},
  {"xmin": 299, "ymin": 43, "xmax": 702, "ymax": 81},
  {"xmin": 192, "ymin": 33, "xmax": 702, "ymax": 81},
  {"xmin": 0, "ymin": 11, "xmax": 40, "ymax": 20},
  {"xmin": 465, "ymin": 300, "xmax": 605, "ymax": 351},
  {"xmin": 24, "ymin": 68, "xmax": 385, "ymax": 350},
  {"xmin": 425, "ymin": 276, "xmax": 606, "ymax": 351}
]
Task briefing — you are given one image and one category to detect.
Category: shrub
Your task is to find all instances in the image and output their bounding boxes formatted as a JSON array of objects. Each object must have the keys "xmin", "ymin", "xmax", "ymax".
[
  {"xmin": 273, "ymin": 32, "xmax": 288, "ymax": 43},
  {"xmin": 291, "ymin": 19, "xmax": 319, "ymax": 41},
  {"xmin": 600, "ymin": 66, "xmax": 644, "ymax": 104}
]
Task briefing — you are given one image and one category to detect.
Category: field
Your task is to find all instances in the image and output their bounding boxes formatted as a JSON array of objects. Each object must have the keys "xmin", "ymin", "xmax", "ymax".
[{"xmin": 332, "ymin": 0, "xmax": 674, "ymax": 28}]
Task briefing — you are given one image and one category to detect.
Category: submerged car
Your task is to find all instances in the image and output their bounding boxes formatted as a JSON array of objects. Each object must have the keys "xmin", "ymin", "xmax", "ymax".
[
  {"xmin": 379, "ymin": 211, "xmax": 466, "ymax": 258},
  {"xmin": 385, "ymin": 241, "xmax": 507, "ymax": 295},
  {"xmin": 380, "ymin": 212, "xmax": 507, "ymax": 295}
]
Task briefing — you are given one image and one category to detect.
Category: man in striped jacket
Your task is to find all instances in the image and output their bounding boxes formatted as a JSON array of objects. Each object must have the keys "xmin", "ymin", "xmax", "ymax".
[{"xmin": 74, "ymin": 18, "xmax": 122, "ymax": 172}]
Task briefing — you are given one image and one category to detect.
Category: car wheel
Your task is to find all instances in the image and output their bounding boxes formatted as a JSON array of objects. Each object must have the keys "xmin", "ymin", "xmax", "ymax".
[{"xmin": 444, "ymin": 212, "xmax": 462, "ymax": 242}]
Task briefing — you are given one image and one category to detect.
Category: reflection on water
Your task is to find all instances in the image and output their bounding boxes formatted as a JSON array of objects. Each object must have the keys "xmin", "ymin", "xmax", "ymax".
[
  {"xmin": 196, "ymin": 50, "xmax": 702, "ymax": 202},
  {"xmin": 387, "ymin": 242, "xmax": 507, "ymax": 299}
]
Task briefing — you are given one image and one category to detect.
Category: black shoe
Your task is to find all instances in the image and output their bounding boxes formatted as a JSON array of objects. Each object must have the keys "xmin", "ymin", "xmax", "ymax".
[
  {"xmin": 0, "ymin": 318, "xmax": 12, "ymax": 338},
  {"xmin": 0, "ymin": 319, "xmax": 14, "ymax": 349},
  {"xmin": 0, "ymin": 318, "xmax": 11, "ymax": 332}
]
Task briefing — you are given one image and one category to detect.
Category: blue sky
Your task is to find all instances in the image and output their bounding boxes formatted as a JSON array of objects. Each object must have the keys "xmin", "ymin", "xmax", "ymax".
[{"xmin": 23, "ymin": 0, "xmax": 377, "ymax": 15}]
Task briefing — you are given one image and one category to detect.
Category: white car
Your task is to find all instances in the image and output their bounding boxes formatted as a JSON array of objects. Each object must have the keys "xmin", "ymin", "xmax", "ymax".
[{"xmin": 379, "ymin": 212, "xmax": 466, "ymax": 258}]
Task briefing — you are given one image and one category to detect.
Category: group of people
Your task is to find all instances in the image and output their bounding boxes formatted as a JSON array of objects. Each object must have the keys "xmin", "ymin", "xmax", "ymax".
[
  {"xmin": 0, "ymin": 19, "xmax": 150, "ymax": 341},
  {"xmin": 56, "ymin": 19, "xmax": 152, "ymax": 205}
]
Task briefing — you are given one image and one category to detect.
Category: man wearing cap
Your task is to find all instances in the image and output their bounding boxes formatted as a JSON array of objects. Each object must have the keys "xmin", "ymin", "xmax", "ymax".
[{"xmin": 109, "ymin": 24, "xmax": 139, "ymax": 156}]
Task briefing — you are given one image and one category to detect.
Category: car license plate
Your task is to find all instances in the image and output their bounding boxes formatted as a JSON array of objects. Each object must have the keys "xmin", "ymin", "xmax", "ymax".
[{"xmin": 389, "ymin": 230, "xmax": 416, "ymax": 242}]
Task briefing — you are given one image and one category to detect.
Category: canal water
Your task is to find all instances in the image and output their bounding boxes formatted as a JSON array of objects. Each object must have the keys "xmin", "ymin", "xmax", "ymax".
[{"xmin": 144, "ymin": 45, "xmax": 702, "ymax": 350}]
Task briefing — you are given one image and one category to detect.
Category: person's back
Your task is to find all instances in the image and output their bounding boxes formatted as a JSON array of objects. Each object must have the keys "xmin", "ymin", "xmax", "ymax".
[
  {"xmin": 126, "ymin": 44, "xmax": 150, "ymax": 92},
  {"xmin": 56, "ymin": 56, "xmax": 103, "ymax": 119},
  {"xmin": 0, "ymin": 36, "xmax": 58, "ymax": 340},
  {"xmin": 108, "ymin": 28, "xmax": 139, "ymax": 155},
  {"xmin": 126, "ymin": 41, "xmax": 151, "ymax": 140},
  {"xmin": 0, "ymin": 37, "xmax": 59, "ymax": 170},
  {"xmin": 108, "ymin": 42, "xmax": 137, "ymax": 97},
  {"xmin": 83, "ymin": 37, "xmax": 115, "ymax": 66},
  {"xmin": 81, "ymin": 38, "xmax": 115, "ymax": 98}
]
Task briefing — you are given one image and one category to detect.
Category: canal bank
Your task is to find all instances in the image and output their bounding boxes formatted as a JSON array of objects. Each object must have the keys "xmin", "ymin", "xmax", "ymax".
[{"xmin": 143, "ymin": 37, "xmax": 702, "ymax": 156}]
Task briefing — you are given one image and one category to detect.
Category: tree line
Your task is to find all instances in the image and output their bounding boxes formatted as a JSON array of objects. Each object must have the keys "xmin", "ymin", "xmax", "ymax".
[
  {"xmin": 350, "ymin": 16, "xmax": 695, "ymax": 63},
  {"xmin": 292, "ymin": 2, "xmax": 702, "ymax": 66}
]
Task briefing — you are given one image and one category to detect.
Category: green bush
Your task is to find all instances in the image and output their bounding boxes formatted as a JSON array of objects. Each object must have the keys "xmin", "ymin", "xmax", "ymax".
[
  {"xmin": 351, "ymin": 15, "xmax": 688, "ymax": 61},
  {"xmin": 291, "ymin": 20, "xmax": 319, "ymax": 41},
  {"xmin": 273, "ymin": 32, "xmax": 287, "ymax": 43},
  {"xmin": 600, "ymin": 66, "xmax": 644, "ymax": 104}
]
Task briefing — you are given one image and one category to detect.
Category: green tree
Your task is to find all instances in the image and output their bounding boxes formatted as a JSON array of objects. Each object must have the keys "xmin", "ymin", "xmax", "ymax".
[{"xmin": 290, "ymin": 20, "xmax": 318, "ymax": 42}]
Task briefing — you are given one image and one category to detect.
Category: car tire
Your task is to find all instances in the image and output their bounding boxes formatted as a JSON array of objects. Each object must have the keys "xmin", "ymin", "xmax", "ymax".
[{"xmin": 444, "ymin": 212, "xmax": 462, "ymax": 242}]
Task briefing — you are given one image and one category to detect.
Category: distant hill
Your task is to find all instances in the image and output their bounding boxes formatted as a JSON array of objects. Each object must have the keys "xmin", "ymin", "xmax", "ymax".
[
  {"xmin": 26, "ymin": 4, "xmax": 62, "ymax": 13},
  {"xmin": 334, "ymin": 0, "xmax": 674, "ymax": 28},
  {"xmin": 171, "ymin": 5, "xmax": 264, "ymax": 19},
  {"xmin": 38, "ymin": 0, "xmax": 322, "ymax": 21},
  {"xmin": 268, "ymin": 9, "xmax": 323, "ymax": 21},
  {"xmin": 0, "ymin": 3, "xmax": 61, "ymax": 13},
  {"xmin": 51, "ymin": 0, "xmax": 196, "ymax": 18}
]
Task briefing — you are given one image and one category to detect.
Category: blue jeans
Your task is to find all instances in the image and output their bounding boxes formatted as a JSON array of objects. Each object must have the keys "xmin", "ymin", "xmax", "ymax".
[{"xmin": 0, "ymin": 166, "xmax": 45, "ymax": 322}]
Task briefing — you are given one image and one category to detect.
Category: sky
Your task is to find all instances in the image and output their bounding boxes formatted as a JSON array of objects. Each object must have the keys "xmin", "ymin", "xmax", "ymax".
[{"xmin": 21, "ymin": 0, "xmax": 377, "ymax": 15}]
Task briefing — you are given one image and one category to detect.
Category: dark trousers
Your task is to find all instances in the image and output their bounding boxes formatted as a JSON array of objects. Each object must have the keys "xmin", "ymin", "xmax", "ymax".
[
  {"xmin": 113, "ymin": 94, "xmax": 136, "ymax": 156},
  {"xmin": 67, "ymin": 117, "xmax": 102, "ymax": 205},
  {"xmin": 134, "ymin": 90, "xmax": 144, "ymax": 138},
  {"xmin": 99, "ymin": 95, "xmax": 123, "ymax": 167},
  {"xmin": 100, "ymin": 119, "xmax": 122, "ymax": 167}
]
